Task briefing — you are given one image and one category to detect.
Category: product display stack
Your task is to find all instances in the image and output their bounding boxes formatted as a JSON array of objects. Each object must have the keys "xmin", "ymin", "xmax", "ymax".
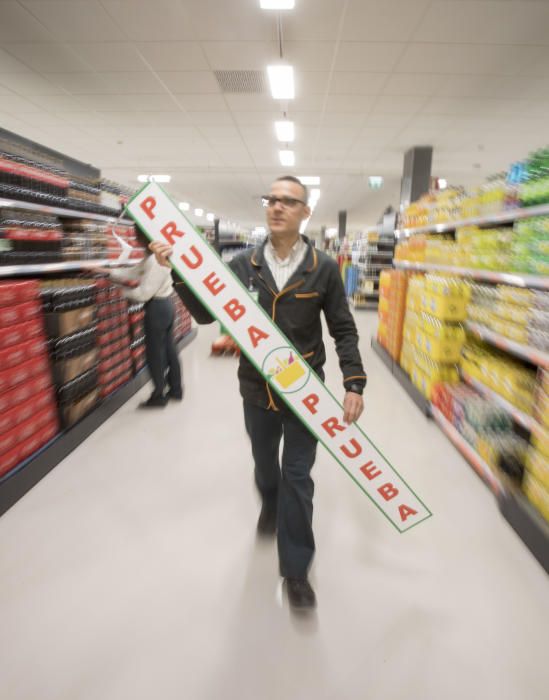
[
  {"xmin": 377, "ymin": 270, "xmax": 407, "ymax": 360},
  {"xmin": 95, "ymin": 279, "xmax": 133, "ymax": 399},
  {"xmin": 523, "ymin": 370, "xmax": 549, "ymax": 520},
  {"xmin": 41, "ymin": 279, "xmax": 100, "ymax": 429},
  {"xmin": 0, "ymin": 207, "xmax": 65, "ymax": 266},
  {"xmin": 172, "ymin": 293, "xmax": 192, "ymax": 342},
  {"xmin": 127, "ymin": 303, "xmax": 146, "ymax": 375},
  {"xmin": 0, "ymin": 280, "xmax": 59, "ymax": 478}
]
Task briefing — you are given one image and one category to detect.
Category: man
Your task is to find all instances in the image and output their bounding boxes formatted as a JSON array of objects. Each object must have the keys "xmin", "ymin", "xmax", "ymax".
[{"xmin": 151, "ymin": 176, "xmax": 366, "ymax": 610}]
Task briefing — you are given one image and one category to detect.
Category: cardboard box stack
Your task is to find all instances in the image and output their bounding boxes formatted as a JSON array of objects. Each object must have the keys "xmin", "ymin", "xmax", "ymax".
[
  {"xmin": 377, "ymin": 270, "xmax": 407, "ymax": 360},
  {"xmin": 127, "ymin": 302, "xmax": 146, "ymax": 374}
]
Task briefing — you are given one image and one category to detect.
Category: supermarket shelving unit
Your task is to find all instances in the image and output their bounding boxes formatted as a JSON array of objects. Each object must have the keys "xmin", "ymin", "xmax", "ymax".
[
  {"xmin": 0, "ymin": 196, "xmax": 131, "ymax": 225},
  {"xmin": 0, "ymin": 328, "xmax": 197, "ymax": 517},
  {"xmin": 372, "ymin": 202, "xmax": 549, "ymax": 574}
]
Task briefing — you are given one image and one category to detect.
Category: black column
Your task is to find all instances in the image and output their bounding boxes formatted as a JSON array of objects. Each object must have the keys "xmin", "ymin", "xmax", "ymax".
[
  {"xmin": 214, "ymin": 218, "xmax": 220, "ymax": 254},
  {"xmin": 338, "ymin": 210, "xmax": 347, "ymax": 241},
  {"xmin": 400, "ymin": 146, "xmax": 433, "ymax": 208}
]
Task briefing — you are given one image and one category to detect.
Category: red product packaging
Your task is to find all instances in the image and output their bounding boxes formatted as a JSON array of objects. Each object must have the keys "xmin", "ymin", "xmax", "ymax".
[
  {"xmin": 0, "ymin": 356, "xmax": 50, "ymax": 396},
  {"xmin": 0, "ymin": 318, "xmax": 44, "ymax": 350},
  {"xmin": 0, "ymin": 280, "xmax": 40, "ymax": 307},
  {"xmin": 0, "ymin": 337, "xmax": 46, "ymax": 370},
  {"xmin": 18, "ymin": 420, "xmax": 58, "ymax": 465},
  {"xmin": 0, "ymin": 301, "xmax": 41, "ymax": 329},
  {"xmin": 0, "ymin": 389, "xmax": 55, "ymax": 436}
]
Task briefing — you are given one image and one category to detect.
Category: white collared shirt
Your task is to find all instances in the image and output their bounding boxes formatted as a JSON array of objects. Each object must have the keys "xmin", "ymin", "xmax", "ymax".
[{"xmin": 264, "ymin": 235, "xmax": 307, "ymax": 291}]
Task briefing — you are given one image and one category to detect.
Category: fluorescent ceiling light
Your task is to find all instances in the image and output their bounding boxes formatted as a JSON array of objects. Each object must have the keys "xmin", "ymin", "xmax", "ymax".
[
  {"xmin": 260, "ymin": 0, "xmax": 295, "ymax": 8},
  {"xmin": 137, "ymin": 174, "xmax": 171, "ymax": 183},
  {"xmin": 275, "ymin": 120, "xmax": 295, "ymax": 142},
  {"xmin": 309, "ymin": 188, "xmax": 321, "ymax": 204},
  {"xmin": 267, "ymin": 65, "xmax": 295, "ymax": 100},
  {"xmin": 299, "ymin": 176, "xmax": 320, "ymax": 186},
  {"xmin": 194, "ymin": 208, "xmax": 204, "ymax": 217},
  {"xmin": 255, "ymin": 226, "xmax": 266, "ymax": 234},
  {"xmin": 279, "ymin": 150, "xmax": 295, "ymax": 167},
  {"xmin": 206, "ymin": 212, "xmax": 215, "ymax": 222},
  {"xmin": 326, "ymin": 227, "xmax": 338, "ymax": 238},
  {"xmin": 299, "ymin": 218, "xmax": 310, "ymax": 234},
  {"xmin": 179, "ymin": 202, "xmax": 190, "ymax": 211},
  {"xmin": 438, "ymin": 178, "xmax": 448, "ymax": 190},
  {"xmin": 368, "ymin": 176, "xmax": 383, "ymax": 190}
]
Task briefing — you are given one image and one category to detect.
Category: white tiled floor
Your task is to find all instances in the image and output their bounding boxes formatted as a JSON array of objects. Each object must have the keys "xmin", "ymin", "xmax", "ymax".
[{"xmin": 1, "ymin": 314, "xmax": 548, "ymax": 700}]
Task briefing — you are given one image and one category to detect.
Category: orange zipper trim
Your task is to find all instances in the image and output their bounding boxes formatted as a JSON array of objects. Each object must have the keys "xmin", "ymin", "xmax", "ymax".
[{"xmin": 295, "ymin": 292, "xmax": 319, "ymax": 299}]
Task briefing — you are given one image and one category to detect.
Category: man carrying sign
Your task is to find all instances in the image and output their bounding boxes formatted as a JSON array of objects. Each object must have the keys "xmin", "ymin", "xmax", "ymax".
[{"xmin": 152, "ymin": 176, "xmax": 367, "ymax": 610}]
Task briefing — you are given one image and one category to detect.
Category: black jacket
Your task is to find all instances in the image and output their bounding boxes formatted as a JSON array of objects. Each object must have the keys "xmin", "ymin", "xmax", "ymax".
[{"xmin": 172, "ymin": 235, "xmax": 367, "ymax": 409}]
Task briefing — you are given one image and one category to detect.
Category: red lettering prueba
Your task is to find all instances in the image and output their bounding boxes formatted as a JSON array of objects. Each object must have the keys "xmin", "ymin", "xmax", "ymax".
[
  {"xmin": 223, "ymin": 299, "xmax": 246, "ymax": 322},
  {"xmin": 248, "ymin": 325, "xmax": 269, "ymax": 348},
  {"xmin": 140, "ymin": 196, "xmax": 156, "ymax": 220},
  {"xmin": 203, "ymin": 272, "xmax": 226, "ymax": 296},
  {"xmin": 378, "ymin": 483, "xmax": 399, "ymax": 501},
  {"xmin": 399, "ymin": 505, "xmax": 418, "ymax": 522},
  {"xmin": 180, "ymin": 246, "xmax": 203, "ymax": 270},
  {"xmin": 360, "ymin": 461, "xmax": 382, "ymax": 481},
  {"xmin": 321, "ymin": 417, "xmax": 346, "ymax": 438},
  {"xmin": 161, "ymin": 221, "xmax": 185, "ymax": 246},
  {"xmin": 302, "ymin": 394, "xmax": 319, "ymax": 415},
  {"xmin": 340, "ymin": 438, "xmax": 362, "ymax": 459}
]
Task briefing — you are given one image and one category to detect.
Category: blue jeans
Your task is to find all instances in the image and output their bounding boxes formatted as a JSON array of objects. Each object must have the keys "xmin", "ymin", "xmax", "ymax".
[{"xmin": 243, "ymin": 401, "xmax": 318, "ymax": 579}]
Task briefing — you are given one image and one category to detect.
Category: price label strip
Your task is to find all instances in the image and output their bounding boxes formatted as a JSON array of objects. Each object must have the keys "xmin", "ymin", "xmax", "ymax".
[{"xmin": 127, "ymin": 183, "xmax": 432, "ymax": 533}]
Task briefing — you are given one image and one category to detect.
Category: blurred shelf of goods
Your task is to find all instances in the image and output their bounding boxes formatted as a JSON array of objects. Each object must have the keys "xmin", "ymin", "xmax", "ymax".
[
  {"xmin": 374, "ymin": 145, "xmax": 549, "ymax": 561},
  {"xmin": 0, "ymin": 128, "xmax": 195, "ymax": 515}
]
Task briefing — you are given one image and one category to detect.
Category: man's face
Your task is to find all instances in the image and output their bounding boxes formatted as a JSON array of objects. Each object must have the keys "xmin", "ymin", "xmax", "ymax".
[{"xmin": 265, "ymin": 179, "xmax": 311, "ymax": 236}]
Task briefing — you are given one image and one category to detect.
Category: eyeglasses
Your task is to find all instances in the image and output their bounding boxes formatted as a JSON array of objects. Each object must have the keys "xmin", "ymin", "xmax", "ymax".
[{"xmin": 261, "ymin": 195, "xmax": 306, "ymax": 209}]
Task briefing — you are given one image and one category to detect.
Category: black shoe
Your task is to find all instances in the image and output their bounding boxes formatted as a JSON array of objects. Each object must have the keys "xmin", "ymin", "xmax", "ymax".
[
  {"xmin": 167, "ymin": 388, "xmax": 184, "ymax": 401},
  {"xmin": 139, "ymin": 395, "xmax": 168, "ymax": 408},
  {"xmin": 285, "ymin": 578, "xmax": 317, "ymax": 610},
  {"xmin": 256, "ymin": 501, "xmax": 277, "ymax": 536}
]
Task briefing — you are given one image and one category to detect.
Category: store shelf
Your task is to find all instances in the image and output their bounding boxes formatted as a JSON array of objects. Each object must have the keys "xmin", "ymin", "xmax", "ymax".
[
  {"xmin": 460, "ymin": 371, "xmax": 537, "ymax": 433},
  {"xmin": 0, "ymin": 258, "xmax": 141, "ymax": 278},
  {"xmin": 393, "ymin": 260, "xmax": 549, "ymax": 291},
  {"xmin": 0, "ymin": 196, "xmax": 132, "ymax": 225},
  {"xmin": 431, "ymin": 406, "xmax": 504, "ymax": 496},
  {"xmin": 465, "ymin": 322, "xmax": 549, "ymax": 369},
  {"xmin": 0, "ymin": 327, "xmax": 197, "ymax": 517},
  {"xmin": 395, "ymin": 202, "xmax": 549, "ymax": 237},
  {"xmin": 370, "ymin": 338, "xmax": 431, "ymax": 415},
  {"xmin": 500, "ymin": 486, "xmax": 549, "ymax": 575}
]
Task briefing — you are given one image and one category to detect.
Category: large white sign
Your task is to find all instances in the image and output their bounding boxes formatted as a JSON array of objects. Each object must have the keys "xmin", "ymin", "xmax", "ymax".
[{"xmin": 127, "ymin": 184, "xmax": 432, "ymax": 533}]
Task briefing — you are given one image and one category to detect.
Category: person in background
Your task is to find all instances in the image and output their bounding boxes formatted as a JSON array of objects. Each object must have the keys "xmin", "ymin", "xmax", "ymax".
[
  {"xmin": 96, "ymin": 232, "xmax": 183, "ymax": 409},
  {"xmin": 151, "ymin": 176, "xmax": 366, "ymax": 610}
]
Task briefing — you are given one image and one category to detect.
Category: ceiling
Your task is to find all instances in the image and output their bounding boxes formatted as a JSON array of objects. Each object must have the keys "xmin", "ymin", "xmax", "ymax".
[{"xmin": 1, "ymin": 0, "xmax": 549, "ymax": 233}]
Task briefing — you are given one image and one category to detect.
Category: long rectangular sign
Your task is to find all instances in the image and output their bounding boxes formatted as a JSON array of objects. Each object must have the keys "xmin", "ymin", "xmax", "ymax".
[{"xmin": 127, "ymin": 183, "xmax": 432, "ymax": 533}]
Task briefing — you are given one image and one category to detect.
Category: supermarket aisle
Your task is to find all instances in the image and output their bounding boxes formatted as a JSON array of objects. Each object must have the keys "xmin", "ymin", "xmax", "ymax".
[{"xmin": 1, "ymin": 314, "xmax": 548, "ymax": 700}]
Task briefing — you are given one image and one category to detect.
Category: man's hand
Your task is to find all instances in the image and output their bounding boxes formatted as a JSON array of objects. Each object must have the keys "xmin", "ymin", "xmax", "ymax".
[
  {"xmin": 149, "ymin": 241, "xmax": 173, "ymax": 268},
  {"xmin": 343, "ymin": 391, "xmax": 364, "ymax": 425}
]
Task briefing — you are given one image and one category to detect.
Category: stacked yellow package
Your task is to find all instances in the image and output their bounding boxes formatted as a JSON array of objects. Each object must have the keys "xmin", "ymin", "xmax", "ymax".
[
  {"xmin": 394, "ymin": 234, "xmax": 428, "ymax": 263},
  {"xmin": 523, "ymin": 372, "xmax": 549, "ymax": 521},
  {"xmin": 377, "ymin": 270, "xmax": 408, "ymax": 361},
  {"xmin": 460, "ymin": 338, "xmax": 538, "ymax": 415}
]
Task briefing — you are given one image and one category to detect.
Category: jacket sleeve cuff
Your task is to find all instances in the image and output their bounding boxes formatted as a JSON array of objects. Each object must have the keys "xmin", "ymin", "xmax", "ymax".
[{"xmin": 343, "ymin": 375, "xmax": 367, "ymax": 393}]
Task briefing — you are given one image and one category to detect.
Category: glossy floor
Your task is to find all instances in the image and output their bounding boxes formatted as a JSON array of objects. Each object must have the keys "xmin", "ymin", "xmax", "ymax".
[{"xmin": 1, "ymin": 315, "xmax": 548, "ymax": 700}]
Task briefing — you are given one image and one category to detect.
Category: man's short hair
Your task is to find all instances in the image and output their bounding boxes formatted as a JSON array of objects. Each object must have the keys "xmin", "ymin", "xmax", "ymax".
[{"xmin": 275, "ymin": 175, "xmax": 308, "ymax": 203}]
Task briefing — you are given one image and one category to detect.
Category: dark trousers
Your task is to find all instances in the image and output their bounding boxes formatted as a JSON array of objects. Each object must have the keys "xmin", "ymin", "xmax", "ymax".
[
  {"xmin": 144, "ymin": 297, "xmax": 182, "ymax": 399},
  {"xmin": 243, "ymin": 401, "xmax": 318, "ymax": 579}
]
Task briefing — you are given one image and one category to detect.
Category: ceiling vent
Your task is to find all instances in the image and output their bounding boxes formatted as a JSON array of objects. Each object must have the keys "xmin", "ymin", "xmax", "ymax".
[{"xmin": 214, "ymin": 70, "xmax": 267, "ymax": 94}]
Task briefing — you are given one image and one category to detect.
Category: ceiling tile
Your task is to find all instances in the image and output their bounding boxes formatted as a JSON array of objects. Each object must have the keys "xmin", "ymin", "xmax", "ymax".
[
  {"xmin": 297, "ymin": 72, "xmax": 331, "ymax": 96},
  {"xmin": 27, "ymin": 94, "xmax": 88, "ymax": 111},
  {"xmin": 13, "ymin": 111, "xmax": 68, "ymax": 127},
  {"xmin": 231, "ymin": 111, "xmax": 281, "ymax": 126},
  {"xmin": 435, "ymin": 75, "xmax": 500, "ymax": 99},
  {"xmin": 383, "ymin": 73, "xmax": 443, "ymax": 97},
  {"xmin": 225, "ymin": 94, "xmax": 279, "ymax": 112},
  {"xmin": 371, "ymin": 95, "xmax": 426, "ymax": 115},
  {"xmin": 66, "ymin": 42, "xmax": 145, "ymax": 72},
  {"xmin": 395, "ymin": 43, "xmax": 543, "ymax": 76},
  {"xmin": 98, "ymin": 111, "xmax": 192, "ymax": 126},
  {"xmin": 43, "ymin": 72, "xmax": 112, "ymax": 94},
  {"xmin": 176, "ymin": 94, "xmax": 227, "ymax": 111},
  {"xmin": 343, "ymin": 1, "xmax": 431, "ymax": 41},
  {"xmin": 183, "ymin": 0, "xmax": 275, "ymax": 41},
  {"xmin": 335, "ymin": 43, "xmax": 405, "ymax": 72},
  {"xmin": 189, "ymin": 111, "xmax": 234, "ymax": 126},
  {"xmin": 74, "ymin": 93, "xmax": 179, "ymax": 111},
  {"xmin": 320, "ymin": 112, "xmax": 367, "ymax": 127},
  {"xmin": 283, "ymin": 0, "xmax": 343, "ymax": 41},
  {"xmin": 284, "ymin": 42, "xmax": 336, "ymax": 72},
  {"xmin": 0, "ymin": 94, "xmax": 44, "ymax": 113},
  {"xmin": 0, "ymin": 47, "xmax": 33, "ymax": 73},
  {"xmin": 414, "ymin": 1, "xmax": 549, "ymax": 46},
  {"xmin": 329, "ymin": 72, "xmax": 388, "ymax": 96},
  {"xmin": 324, "ymin": 94, "xmax": 376, "ymax": 113},
  {"xmin": 0, "ymin": 72, "xmax": 65, "ymax": 95},
  {"xmin": 95, "ymin": 72, "xmax": 166, "ymax": 95},
  {"xmin": 136, "ymin": 43, "xmax": 209, "ymax": 71},
  {"xmin": 0, "ymin": 2, "xmax": 53, "ymax": 42},
  {"xmin": 201, "ymin": 41, "xmax": 278, "ymax": 70},
  {"xmin": 157, "ymin": 71, "xmax": 220, "ymax": 94},
  {"xmin": 3, "ymin": 43, "xmax": 89, "ymax": 72},
  {"xmin": 21, "ymin": 2, "xmax": 124, "ymax": 41},
  {"xmin": 102, "ymin": 1, "xmax": 199, "ymax": 41}
]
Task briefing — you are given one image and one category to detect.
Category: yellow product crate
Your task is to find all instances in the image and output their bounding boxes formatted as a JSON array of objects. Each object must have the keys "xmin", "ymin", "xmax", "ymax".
[
  {"xmin": 378, "ymin": 296, "xmax": 390, "ymax": 313},
  {"xmin": 489, "ymin": 317, "xmax": 529, "ymax": 344},
  {"xmin": 416, "ymin": 329, "xmax": 463, "ymax": 363},
  {"xmin": 424, "ymin": 275, "xmax": 467, "ymax": 298},
  {"xmin": 497, "ymin": 285, "xmax": 534, "ymax": 307},
  {"xmin": 421, "ymin": 291, "xmax": 468, "ymax": 322},
  {"xmin": 532, "ymin": 426, "xmax": 549, "ymax": 461},
  {"xmin": 421, "ymin": 314, "xmax": 466, "ymax": 343},
  {"xmin": 522, "ymin": 471, "xmax": 549, "ymax": 523},
  {"xmin": 536, "ymin": 389, "xmax": 549, "ymax": 430},
  {"xmin": 525, "ymin": 447, "xmax": 549, "ymax": 490},
  {"xmin": 493, "ymin": 301, "xmax": 531, "ymax": 327},
  {"xmin": 476, "ymin": 436, "xmax": 500, "ymax": 470}
]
